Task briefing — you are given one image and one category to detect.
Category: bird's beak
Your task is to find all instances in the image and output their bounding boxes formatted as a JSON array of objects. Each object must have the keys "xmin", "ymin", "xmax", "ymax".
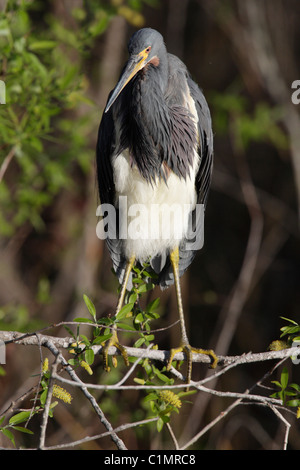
[{"xmin": 104, "ymin": 49, "xmax": 149, "ymax": 113}]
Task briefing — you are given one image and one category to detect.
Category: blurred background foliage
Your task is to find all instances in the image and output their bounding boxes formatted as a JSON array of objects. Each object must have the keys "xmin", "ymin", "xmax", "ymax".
[{"xmin": 0, "ymin": 0, "xmax": 299, "ymax": 450}]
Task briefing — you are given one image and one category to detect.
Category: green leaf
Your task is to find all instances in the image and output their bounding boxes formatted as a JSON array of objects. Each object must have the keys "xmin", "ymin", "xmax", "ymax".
[
  {"xmin": 146, "ymin": 298, "xmax": 160, "ymax": 313},
  {"xmin": 144, "ymin": 334, "xmax": 155, "ymax": 342},
  {"xmin": 116, "ymin": 322, "xmax": 136, "ymax": 331},
  {"xmin": 280, "ymin": 317, "xmax": 299, "ymax": 326},
  {"xmin": 132, "ymin": 277, "xmax": 144, "ymax": 284},
  {"xmin": 83, "ymin": 294, "xmax": 97, "ymax": 320},
  {"xmin": 68, "ymin": 358, "xmax": 78, "ymax": 366},
  {"xmin": 29, "ymin": 40, "xmax": 57, "ymax": 51},
  {"xmin": 79, "ymin": 334, "xmax": 91, "ymax": 346},
  {"xmin": 137, "ymin": 283, "xmax": 149, "ymax": 293},
  {"xmin": 85, "ymin": 348, "xmax": 94, "ymax": 365},
  {"xmin": 147, "ymin": 311, "xmax": 160, "ymax": 320},
  {"xmin": 11, "ymin": 426, "xmax": 34, "ymax": 435},
  {"xmin": 157, "ymin": 417, "xmax": 164, "ymax": 432},
  {"xmin": 289, "ymin": 383, "xmax": 300, "ymax": 392},
  {"xmin": 1, "ymin": 428, "xmax": 15, "ymax": 447},
  {"xmin": 116, "ymin": 302, "xmax": 134, "ymax": 320},
  {"xmin": 144, "ymin": 392, "xmax": 158, "ymax": 402},
  {"xmin": 40, "ymin": 389, "xmax": 48, "ymax": 406},
  {"xmin": 152, "ymin": 366, "xmax": 173, "ymax": 383},
  {"xmin": 178, "ymin": 389, "xmax": 197, "ymax": 398},
  {"xmin": 271, "ymin": 380, "xmax": 282, "ymax": 388},
  {"xmin": 97, "ymin": 317, "xmax": 114, "ymax": 326},
  {"xmin": 9, "ymin": 411, "xmax": 31, "ymax": 426},
  {"xmin": 133, "ymin": 377, "xmax": 145, "ymax": 385},
  {"xmin": 280, "ymin": 367, "xmax": 289, "ymax": 389},
  {"xmin": 73, "ymin": 317, "xmax": 94, "ymax": 323},
  {"xmin": 128, "ymin": 293, "xmax": 138, "ymax": 304},
  {"xmin": 92, "ymin": 333, "xmax": 112, "ymax": 345},
  {"xmin": 134, "ymin": 337, "xmax": 145, "ymax": 348},
  {"xmin": 285, "ymin": 391, "xmax": 297, "ymax": 397},
  {"xmin": 286, "ymin": 399, "xmax": 300, "ymax": 407},
  {"xmin": 280, "ymin": 326, "xmax": 300, "ymax": 337},
  {"xmin": 134, "ymin": 313, "xmax": 144, "ymax": 324},
  {"xmin": 63, "ymin": 326, "xmax": 76, "ymax": 339}
]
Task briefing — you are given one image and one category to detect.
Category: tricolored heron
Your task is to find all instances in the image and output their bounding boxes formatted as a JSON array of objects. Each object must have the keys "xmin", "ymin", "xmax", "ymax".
[{"xmin": 96, "ymin": 28, "xmax": 217, "ymax": 383}]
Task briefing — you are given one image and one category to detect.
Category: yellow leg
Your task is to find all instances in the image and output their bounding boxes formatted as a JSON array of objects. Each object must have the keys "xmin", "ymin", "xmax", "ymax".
[
  {"xmin": 102, "ymin": 255, "xmax": 135, "ymax": 371},
  {"xmin": 166, "ymin": 247, "xmax": 218, "ymax": 383}
]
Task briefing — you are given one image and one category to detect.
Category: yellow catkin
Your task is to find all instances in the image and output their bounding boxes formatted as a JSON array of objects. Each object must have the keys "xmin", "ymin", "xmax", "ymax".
[
  {"xmin": 42, "ymin": 358, "xmax": 49, "ymax": 373},
  {"xmin": 297, "ymin": 407, "xmax": 300, "ymax": 419},
  {"xmin": 159, "ymin": 390, "xmax": 182, "ymax": 409},
  {"xmin": 268, "ymin": 340, "xmax": 288, "ymax": 351},
  {"xmin": 52, "ymin": 385, "xmax": 72, "ymax": 404},
  {"xmin": 80, "ymin": 360, "xmax": 93, "ymax": 375}
]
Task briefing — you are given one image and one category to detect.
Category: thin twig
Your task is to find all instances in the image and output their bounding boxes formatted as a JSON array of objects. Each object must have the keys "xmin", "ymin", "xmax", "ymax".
[
  {"xmin": 180, "ymin": 393, "xmax": 245, "ymax": 450},
  {"xmin": 0, "ymin": 146, "xmax": 16, "ymax": 182},
  {"xmin": 267, "ymin": 403, "xmax": 291, "ymax": 450},
  {"xmin": 166, "ymin": 422, "xmax": 180, "ymax": 450},
  {"xmin": 116, "ymin": 343, "xmax": 154, "ymax": 387},
  {"xmin": 43, "ymin": 338, "xmax": 127, "ymax": 450},
  {"xmin": 39, "ymin": 357, "xmax": 58, "ymax": 449},
  {"xmin": 43, "ymin": 417, "xmax": 159, "ymax": 450}
]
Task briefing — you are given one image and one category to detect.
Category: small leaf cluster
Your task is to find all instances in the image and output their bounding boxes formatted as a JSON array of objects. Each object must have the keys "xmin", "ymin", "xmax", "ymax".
[
  {"xmin": 68, "ymin": 267, "xmax": 192, "ymax": 435},
  {"xmin": 0, "ymin": 411, "xmax": 34, "ymax": 448},
  {"xmin": 271, "ymin": 367, "xmax": 300, "ymax": 418},
  {"xmin": 134, "ymin": 350, "xmax": 195, "ymax": 432},
  {"xmin": 70, "ymin": 264, "xmax": 161, "ymax": 373},
  {"xmin": 144, "ymin": 389, "xmax": 195, "ymax": 432},
  {"xmin": 0, "ymin": 2, "xmax": 98, "ymax": 236},
  {"xmin": 279, "ymin": 317, "xmax": 300, "ymax": 347},
  {"xmin": 269, "ymin": 317, "xmax": 300, "ymax": 352},
  {"xmin": 135, "ymin": 354, "xmax": 184, "ymax": 432},
  {"xmin": 0, "ymin": 357, "xmax": 62, "ymax": 447},
  {"xmin": 66, "ymin": 295, "xmax": 101, "ymax": 374},
  {"xmin": 269, "ymin": 317, "xmax": 300, "ymax": 418},
  {"xmin": 128, "ymin": 263, "xmax": 160, "ymax": 349}
]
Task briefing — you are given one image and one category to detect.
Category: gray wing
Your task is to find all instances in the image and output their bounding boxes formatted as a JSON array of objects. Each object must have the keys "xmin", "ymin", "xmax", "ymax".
[
  {"xmin": 157, "ymin": 61, "xmax": 213, "ymax": 289},
  {"xmin": 96, "ymin": 103, "xmax": 129, "ymax": 286}
]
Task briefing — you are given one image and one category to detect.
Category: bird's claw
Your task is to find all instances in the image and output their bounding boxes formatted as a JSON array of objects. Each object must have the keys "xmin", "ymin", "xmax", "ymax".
[
  {"xmin": 166, "ymin": 344, "xmax": 218, "ymax": 383},
  {"xmin": 102, "ymin": 331, "xmax": 129, "ymax": 372}
]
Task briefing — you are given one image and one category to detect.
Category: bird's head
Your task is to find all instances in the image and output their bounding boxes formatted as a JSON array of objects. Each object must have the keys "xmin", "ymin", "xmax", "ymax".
[{"xmin": 105, "ymin": 28, "xmax": 166, "ymax": 113}]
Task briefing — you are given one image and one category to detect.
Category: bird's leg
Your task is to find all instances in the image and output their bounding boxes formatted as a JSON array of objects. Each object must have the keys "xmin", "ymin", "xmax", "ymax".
[
  {"xmin": 166, "ymin": 247, "xmax": 218, "ymax": 383},
  {"xmin": 102, "ymin": 255, "xmax": 135, "ymax": 372}
]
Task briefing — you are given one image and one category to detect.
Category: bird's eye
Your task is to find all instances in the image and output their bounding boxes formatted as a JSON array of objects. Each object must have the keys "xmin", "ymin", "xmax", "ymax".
[{"xmin": 145, "ymin": 46, "xmax": 151, "ymax": 53}]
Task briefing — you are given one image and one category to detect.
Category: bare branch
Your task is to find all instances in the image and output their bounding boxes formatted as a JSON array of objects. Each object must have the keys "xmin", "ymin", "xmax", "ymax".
[
  {"xmin": 0, "ymin": 146, "xmax": 16, "ymax": 182},
  {"xmin": 0, "ymin": 329, "xmax": 298, "ymax": 369}
]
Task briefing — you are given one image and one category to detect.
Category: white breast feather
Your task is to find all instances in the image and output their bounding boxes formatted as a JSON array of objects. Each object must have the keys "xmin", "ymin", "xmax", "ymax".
[{"xmin": 112, "ymin": 85, "xmax": 200, "ymax": 262}]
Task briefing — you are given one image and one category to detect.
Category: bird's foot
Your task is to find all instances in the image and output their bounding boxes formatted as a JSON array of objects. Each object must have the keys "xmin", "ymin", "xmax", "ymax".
[
  {"xmin": 102, "ymin": 329, "xmax": 129, "ymax": 372},
  {"xmin": 166, "ymin": 344, "xmax": 218, "ymax": 383}
]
